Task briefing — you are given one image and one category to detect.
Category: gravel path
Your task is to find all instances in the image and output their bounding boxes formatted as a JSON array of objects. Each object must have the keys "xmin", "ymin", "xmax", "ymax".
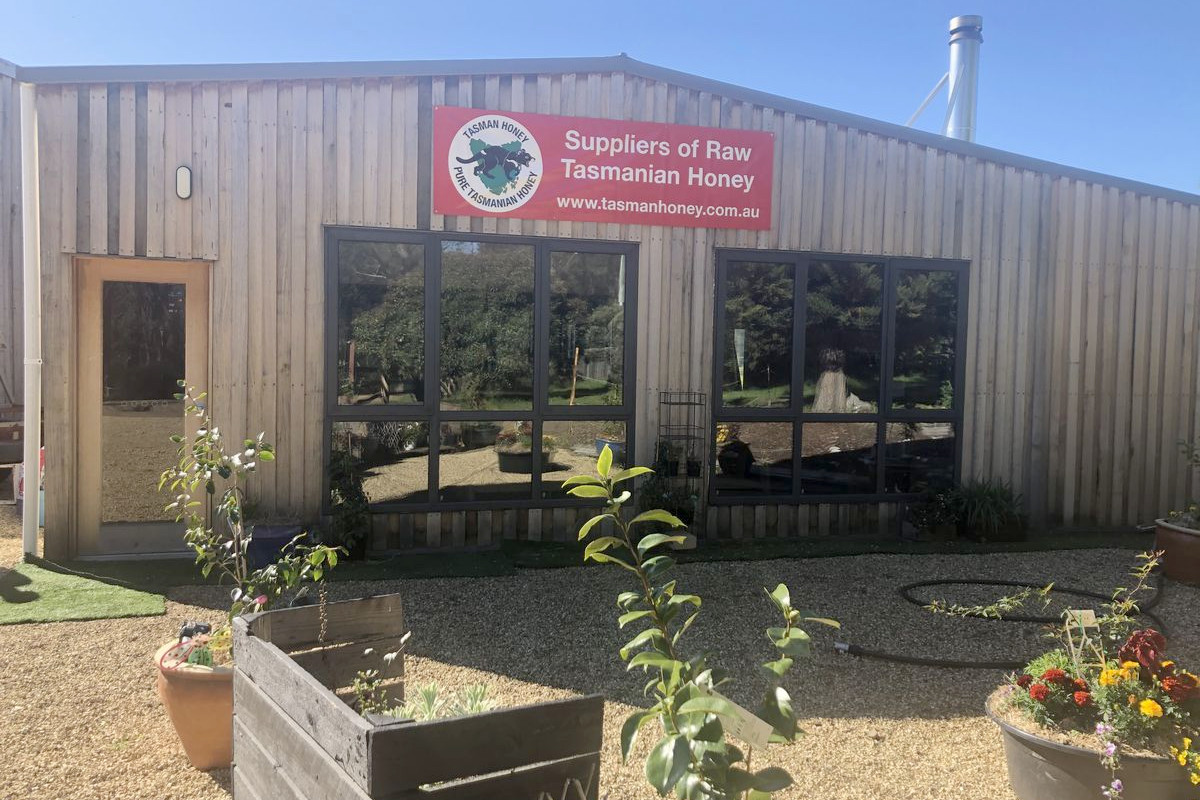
[{"xmin": 2, "ymin": 504, "xmax": 1196, "ymax": 800}]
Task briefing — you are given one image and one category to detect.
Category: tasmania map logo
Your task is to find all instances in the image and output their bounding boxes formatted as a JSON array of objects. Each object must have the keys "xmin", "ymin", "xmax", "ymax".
[{"xmin": 447, "ymin": 113, "xmax": 543, "ymax": 212}]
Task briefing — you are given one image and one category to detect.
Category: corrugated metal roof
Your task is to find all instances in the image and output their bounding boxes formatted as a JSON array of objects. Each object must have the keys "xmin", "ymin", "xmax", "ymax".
[{"xmin": 6, "ymin": 53, "xmax": 1199, "ymax": 205}]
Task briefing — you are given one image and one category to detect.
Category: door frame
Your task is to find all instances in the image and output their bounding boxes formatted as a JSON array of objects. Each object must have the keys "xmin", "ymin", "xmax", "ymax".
[{"xmin": 75, "ymin": 257, "xmax": 210, "ymax": 556}]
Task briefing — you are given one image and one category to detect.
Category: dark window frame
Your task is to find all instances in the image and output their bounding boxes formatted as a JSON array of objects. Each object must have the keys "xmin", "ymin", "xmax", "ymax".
[
  {"xmin": 711, "ymin": 249, "xmax": 969, "ymax": 505},
  {"xmin": 324, "ymin": 226, "xmax": 638, "ymax": 513}
]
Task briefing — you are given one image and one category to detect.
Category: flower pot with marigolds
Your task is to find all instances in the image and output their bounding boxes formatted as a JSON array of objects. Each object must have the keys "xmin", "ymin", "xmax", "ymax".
[{"xmin": 938, "ymin": 552, "xmax": 1199, "ymax": 800}]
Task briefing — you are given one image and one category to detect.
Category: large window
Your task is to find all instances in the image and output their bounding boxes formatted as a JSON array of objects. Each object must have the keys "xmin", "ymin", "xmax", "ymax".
[
  {"xmin": 712, "ymin": 251, "xmax": 967, "ymax": 502},
  {"xmin": 326, "ymin": 229, "xmax": 636, "ymax": 511}
]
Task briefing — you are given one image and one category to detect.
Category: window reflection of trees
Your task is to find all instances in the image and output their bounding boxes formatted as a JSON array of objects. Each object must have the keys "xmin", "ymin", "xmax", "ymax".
[
  {"xmin": 440, "ymin": 242, "xmax": 535, "ymax": 410},
  {"xmin": 892, "ymin": 270, "xmax": 958, "ymax": 410},
  {"xmin": 549, "ymin": 252, "xmax": 625, "ymax": 406},
  {"xmin": 721, "ymin": 262, "xmax": 793, "ymax": 407},
  {"xmin": 804, "ymin": 261, "xmax": 882, "ymax": 413},
  {"xmin": 338, "ymin": 242, "xmax": 424, "ymax": 405},
  {"xmin": 102, "ymin": 281, "xmax": 186, "ymax": 402}
]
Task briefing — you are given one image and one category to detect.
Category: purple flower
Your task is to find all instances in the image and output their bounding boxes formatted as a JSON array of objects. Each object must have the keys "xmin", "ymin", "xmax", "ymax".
[
  {"xmin": 1095, "ymin": 722, "xmax": 1114, "ymax": 736},
  {"xmin": 1103, "ymin": 742, "xmax": 1116, "ymax": 757},
  {"xmin": 1111, "ymin": 780, "xmax": 1122, "ymax": 792}
]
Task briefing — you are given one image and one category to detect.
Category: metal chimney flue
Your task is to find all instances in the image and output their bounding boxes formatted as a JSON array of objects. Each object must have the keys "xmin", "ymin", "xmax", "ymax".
[{"xmin": 946, "ymin": 15, "xmax": 983, "ymax": 142}]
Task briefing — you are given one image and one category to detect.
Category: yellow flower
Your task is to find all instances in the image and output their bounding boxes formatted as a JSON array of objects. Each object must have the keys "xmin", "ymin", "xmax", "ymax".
[
  {"xmin": 1192, "ymin": 773, "xmax": 1199, "ymax": 786},
  {"xmin": 1121, "ymin": 661, "xmax": 1140, "ymax": 669},
  {"xmin": 1161, "ymin": 660, "xmax": 1175, "ymax": 670},
  {"xmin": 1099, "ymin": 669, "xmax": 1122, "ymax": 687},
  {"xmin": 1138, "ymin": 698, "xmax": 1163, "ymax": 718},
  {"xmin": 1180, "ymin": 752, "xmax": 1190, "ymax": 767},
  {"xmin": 1185, "ymin": 737, "xmax": 1194, "ymax": 751}
]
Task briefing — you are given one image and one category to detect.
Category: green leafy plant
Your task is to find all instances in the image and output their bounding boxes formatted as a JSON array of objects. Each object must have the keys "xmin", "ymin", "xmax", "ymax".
[
  {"xmin": 352, "ymin": 673, "xmax": 497, "ymax": 722},
  {"xmin": 566, "ymin": 449, "xmax": 838, "ymax": 799},
  {"xmin": 328, "ymin": 446, "xmax": 372, "ymax": 558},
  {"xmin": 947, "ymin": 478, "xmax": 1025, "ymax": 539},
  {"xmin": 158, "ymin": 384, "xmax": 343, "ymax": 662}
]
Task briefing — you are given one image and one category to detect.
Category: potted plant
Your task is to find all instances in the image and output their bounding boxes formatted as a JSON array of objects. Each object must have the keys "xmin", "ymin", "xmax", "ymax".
[
  {"xmin": 940, "ymin": 552, "xmax": 1199, "ymax": 799},
  {"xmin": 948, "ymin": 478, "xmax": 1027, "ymax": 541},
  {"xmin": 1156, "ymin": 445, "xmax": 1200, "ymax": 584},
  {"xmin": 594, "ymin": 420, "xmax": 626, "ymax": 464},
  {"xmin": 1156, "ymin": 505, "xmax": 1200, "ymax": 584},
  {"xmin": 494, "ymin": 421, "xmax": 557, "ymax": 473},
  {"xmin": 156, "ymin": 384, "xmax": 342, "ymax": 770}
]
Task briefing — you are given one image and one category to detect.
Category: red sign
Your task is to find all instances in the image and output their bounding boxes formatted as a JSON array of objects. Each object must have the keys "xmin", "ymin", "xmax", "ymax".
[{"xmin": 433, "ymin": 106, "xmax": 773, "ymax": 230}]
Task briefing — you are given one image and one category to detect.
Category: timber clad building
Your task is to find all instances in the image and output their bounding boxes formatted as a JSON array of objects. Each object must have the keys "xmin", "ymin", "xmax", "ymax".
[{"xmin": 1, "ymin": 55, "xmax": 1199, "ymax": 560}]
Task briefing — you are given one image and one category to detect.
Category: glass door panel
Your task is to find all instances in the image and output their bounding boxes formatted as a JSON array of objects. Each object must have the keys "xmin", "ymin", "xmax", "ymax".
[{"xmin": 100, "ymin": 281, "xmax": 186, "ymax": 524}]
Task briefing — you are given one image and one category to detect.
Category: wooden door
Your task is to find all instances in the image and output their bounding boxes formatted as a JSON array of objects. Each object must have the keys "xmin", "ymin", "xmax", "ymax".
[{"xmin": 76, "ymin": 258, "xmax": 210, "ymax": 556}]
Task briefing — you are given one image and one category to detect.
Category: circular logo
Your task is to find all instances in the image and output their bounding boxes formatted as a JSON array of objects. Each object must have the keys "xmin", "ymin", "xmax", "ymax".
[{"xmin": 447, "ymin": 114, "xmax": 542, "ymax": 211}]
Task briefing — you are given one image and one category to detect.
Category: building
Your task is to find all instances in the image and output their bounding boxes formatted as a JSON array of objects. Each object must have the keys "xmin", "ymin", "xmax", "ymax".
[{"xmin": 1, "ymin": 53, "xmax": 1198, "ymax": 560}]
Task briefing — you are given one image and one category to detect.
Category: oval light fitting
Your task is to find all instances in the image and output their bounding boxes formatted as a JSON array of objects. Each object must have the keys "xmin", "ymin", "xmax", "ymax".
[{"xmin": 176, "ymin": 165, "xmax": 192, "ymax": 199}]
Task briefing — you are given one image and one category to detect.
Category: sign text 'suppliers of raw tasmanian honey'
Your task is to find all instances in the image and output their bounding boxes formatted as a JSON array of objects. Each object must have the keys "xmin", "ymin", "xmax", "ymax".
[{"xmin": 433, "ymin": 106, "xmax": 774, "ymax": 230}]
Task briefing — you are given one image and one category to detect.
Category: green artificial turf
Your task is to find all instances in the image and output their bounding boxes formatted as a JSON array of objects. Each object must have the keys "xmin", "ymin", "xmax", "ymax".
[{"xmin": 0, "ymin": 561, "xmax": 166, "ymax": 625}]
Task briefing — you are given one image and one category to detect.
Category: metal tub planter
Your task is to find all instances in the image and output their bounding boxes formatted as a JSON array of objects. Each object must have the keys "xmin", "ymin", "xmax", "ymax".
[
  {"xmin": 987, "ymin": 699, "xmax": 1190, "ymax": 800},
  {"xmin": 231, "ymin": 593, "xmax": 604, "ymax": 800},
  {"xmin": 1155, "ymin": 519, "xmax": 1200, "ymax": 585}
]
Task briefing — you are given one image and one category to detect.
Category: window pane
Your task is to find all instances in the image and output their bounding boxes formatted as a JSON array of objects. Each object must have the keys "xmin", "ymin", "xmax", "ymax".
[
  {"xmin": 101, "ymin": 281, "xmax": 185, "ymax": 523},
  {"xmin": 884, "ymin": 422, "xmax": 956, "ymax": 493},
  {"xmin": 337, "ymin": 242, "xmax": 425, "ymax": 406},
  {"xmin": 721, "ymin": 262, "xmax": 793, "ymax": 408},
  {"xmin": 713, "ymin": 422, "xmax": 793, "ymax": 496},
  {"xmin": 540, "ymin": 420, "xmax": 626, "ymax": 498},
  {"xmin": 330, "ymin": 421, "xmax": 430, "ymax": 504},
  {"xmin": 800, "ymin": 422, "xmax": 877, "ymax": 494},
  {"xmin": 804, "ymin": 261, "xmax": 883, "ymax": 412},
  {"xmin": 549, "ymin": 252, "xmax": 625, "ymax": 406},
  {"xmin": 439, "ymin": 420, "xmax": 534, "ymax": 502},
  {"xmin": 440, "ymin": 241, "xmax": 534, "ymax": 410},
  {"xmin": 891, "ymin": 270, "xmax": 959, "ymax": 410}
]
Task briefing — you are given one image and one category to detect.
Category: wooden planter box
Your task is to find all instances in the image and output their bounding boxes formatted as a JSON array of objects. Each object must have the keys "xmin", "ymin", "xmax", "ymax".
[{"xmin": 231, "ymin": 594, "xmax": 604, "ymax": 800}]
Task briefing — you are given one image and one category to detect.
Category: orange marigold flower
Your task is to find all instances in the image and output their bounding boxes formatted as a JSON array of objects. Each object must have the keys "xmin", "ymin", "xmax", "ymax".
[
  {"xmin": 1161, "ymin": 673, "xmax": 1200, "ymax": 704},
  {"xmin": 1029, "ymin": 684, "xmax": 1051, "ymax": 702},
  {"xmin": 1073, "ymin": 678, "xmax": 1088, "ymax": 692},
  {"xmin": 1041, "ymin": 668, "xmax": 1068, "ymax": 684},
  {"xmin": 1015, "ymin": 674, "xmax": 1033, "ymax": 689},
  {"xmin": 1073, "ymin": 691, "xmax": 1092, "ymax": 707}
]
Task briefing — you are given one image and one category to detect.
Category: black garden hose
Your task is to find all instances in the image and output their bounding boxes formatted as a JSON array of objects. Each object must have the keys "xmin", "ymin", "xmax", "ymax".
[{"xmin": 833, "ymin": 574, "xmax": 1167, "ymax": 671}]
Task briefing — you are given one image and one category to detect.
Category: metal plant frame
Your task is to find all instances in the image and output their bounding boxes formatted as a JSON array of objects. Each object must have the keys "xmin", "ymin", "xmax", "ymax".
[
  {"xmin": 322, "ymin": 225, "xmax": 638, "ymax": 515},
  {"xmin": 710, "ymin": 248, "xmax": 969, "ymax": 506}
]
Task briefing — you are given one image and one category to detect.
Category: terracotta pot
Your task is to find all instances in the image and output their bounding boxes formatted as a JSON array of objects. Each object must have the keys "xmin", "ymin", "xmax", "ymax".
[
  {"xmin": 1155, "ymin": 520, "xmax": 1200, "ymax": 584},
  {"xmin": 154, "ymin": 642, "xmax": 233, "ymax": 771},
  {"xmin": 987, "ymin": 692, "xmax": 1189, "ymax": 800}
]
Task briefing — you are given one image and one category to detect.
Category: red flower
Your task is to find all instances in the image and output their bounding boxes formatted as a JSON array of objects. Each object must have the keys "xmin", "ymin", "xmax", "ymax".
[
  {"xmin": 1073, "ymin": 678, "xmax": 1088, "ymax": 692},
  {"xmin": 1160, "ymin": 673, "xmax": 1200, "ymax": 704},
  {"xmin": 1029, "ymin": 684, "xmax": 1050, "ymax": 702},
  {"xmin": 1118, "ymin": 630, "xmax": 1168, "ymax": 677},
  {"xmin": 1016, "ymin": 674, "xmax": 1033, "ymax": 688},
  {"xmin": 1040, "ymin": 668, "xmax": 1070, "ymax": 686},
  {"xmin": 1073, "ymin": 691, "xmax": 1092, "ymax": 707}
]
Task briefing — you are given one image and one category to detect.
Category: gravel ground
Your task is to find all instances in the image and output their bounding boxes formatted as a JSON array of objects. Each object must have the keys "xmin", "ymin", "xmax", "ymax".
[{"xmin": 2, "ymin": 503, "xmax": 1197, "ymax": 800}]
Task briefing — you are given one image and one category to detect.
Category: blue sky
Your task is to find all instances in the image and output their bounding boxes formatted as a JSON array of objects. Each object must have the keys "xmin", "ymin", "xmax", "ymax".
[{"xmin": 3, "ymin": 0, "xmax": 1197, "ymax": 194}]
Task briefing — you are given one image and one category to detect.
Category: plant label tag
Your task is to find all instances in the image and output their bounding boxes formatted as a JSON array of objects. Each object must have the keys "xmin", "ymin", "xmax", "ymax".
[
  {"xmin": 1066, "ymin": 609, "xmax": 1098, "ymax": 628},
  {"xmin": 707, "ymin": 689, "xmax": 772, "ymax": 750}
]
